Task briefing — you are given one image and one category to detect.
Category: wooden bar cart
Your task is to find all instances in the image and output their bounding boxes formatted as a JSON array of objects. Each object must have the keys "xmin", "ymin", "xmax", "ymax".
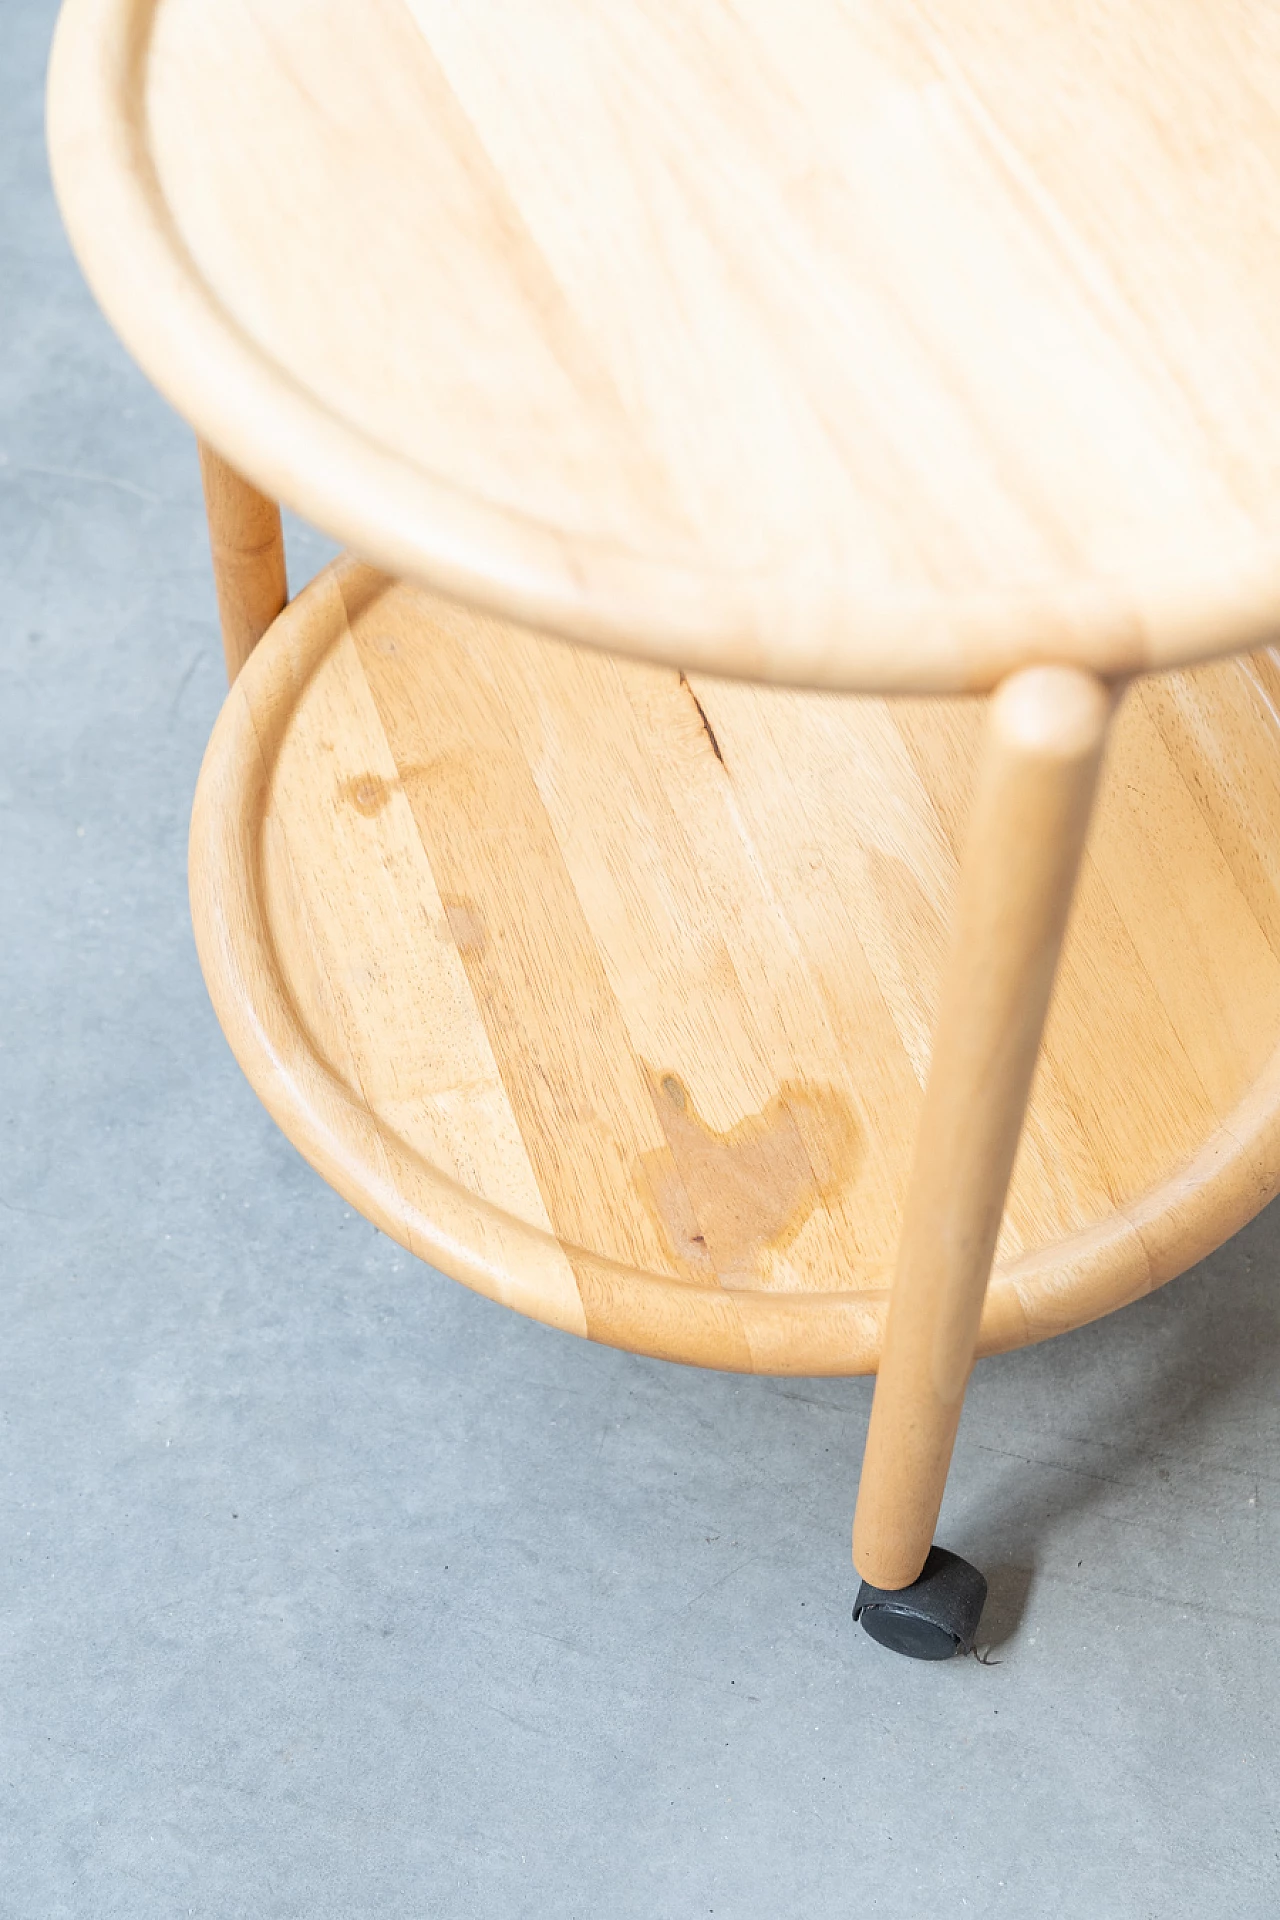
[{"xmin": 48, "ymin": 0, "xmax": 1280, "ymax": 1658}]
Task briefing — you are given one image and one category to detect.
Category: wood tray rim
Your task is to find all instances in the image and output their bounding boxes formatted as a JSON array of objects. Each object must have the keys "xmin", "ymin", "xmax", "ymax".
[
  {"xmin": 46, "ymin": 0, "xmax": 1280, "ymax": 696},
  {"xmin": 187, "ymin": 560, "xmax": 1280, "ymax": 1373}
]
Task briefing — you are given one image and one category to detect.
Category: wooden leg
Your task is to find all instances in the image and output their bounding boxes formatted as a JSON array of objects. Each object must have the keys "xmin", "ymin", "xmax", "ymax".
[
  {"xmin": 853, "ymin": 664, "xmax": 1115, "ymax": 1592},
  {"xmin": 198, "ymin": 440, "xmax": 288, "ymax": 682}
]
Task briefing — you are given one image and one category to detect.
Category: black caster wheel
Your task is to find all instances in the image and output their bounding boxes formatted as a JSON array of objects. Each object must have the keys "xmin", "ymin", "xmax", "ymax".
[{"xmin": 853, "ymin": 1545, "xmax": 988, "ymax": 1660}]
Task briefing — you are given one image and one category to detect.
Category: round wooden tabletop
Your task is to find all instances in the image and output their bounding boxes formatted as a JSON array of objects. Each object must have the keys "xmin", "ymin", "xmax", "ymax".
[
  {"xmin": 48, "ymin": 0, "xmax": 1280, "ymax": 692},
  {"xmin": 189, "ymin": 561, "xmax": 1280, "ymax": 1372}
]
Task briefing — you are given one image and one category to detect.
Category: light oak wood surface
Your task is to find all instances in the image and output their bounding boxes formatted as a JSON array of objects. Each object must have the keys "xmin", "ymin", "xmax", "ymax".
[
  {"xmin": 47, "ymin": 0, "xmax": 1280, "ymax": 693},
  {"xmin": 188, "ymin": 559, "xmax": 1280, "ymax": 1374},
  {"xmin": 853, "ymin": 666, "xmax": 1112, "ymax": 1587}
]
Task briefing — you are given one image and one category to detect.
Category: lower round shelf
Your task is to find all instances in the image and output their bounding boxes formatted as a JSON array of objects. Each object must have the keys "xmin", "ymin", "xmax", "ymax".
[{"xmin": 190, "ymin": 558, "xmax": 1280, "ymax": 1373}]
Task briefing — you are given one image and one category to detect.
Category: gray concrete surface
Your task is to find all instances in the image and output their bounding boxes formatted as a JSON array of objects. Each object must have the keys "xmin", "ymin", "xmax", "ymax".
[{"xmin": 3, "ymin": 4, "xmax": 1279, "ymax": 1913}]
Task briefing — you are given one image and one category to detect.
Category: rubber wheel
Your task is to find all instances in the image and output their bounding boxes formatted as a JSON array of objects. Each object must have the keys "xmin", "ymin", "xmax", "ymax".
[{"xmin": 853, "ymin": 1545, "xmax": 988, "ymax": 1660}]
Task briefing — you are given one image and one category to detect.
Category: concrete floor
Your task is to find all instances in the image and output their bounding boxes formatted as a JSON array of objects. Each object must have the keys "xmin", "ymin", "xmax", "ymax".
[{"xmin": 4, "ymin": 4, "xmax": 1280, "ymax": 1913}]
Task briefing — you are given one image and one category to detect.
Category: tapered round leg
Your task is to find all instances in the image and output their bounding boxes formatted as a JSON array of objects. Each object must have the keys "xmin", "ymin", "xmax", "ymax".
[
  {"xmin": 198, "ymin": 440, "xmax": 288, "ymax": 682},
  {"xmin": 853, "ymin": 665, "xmax": 1116, "ymax": 1610}
]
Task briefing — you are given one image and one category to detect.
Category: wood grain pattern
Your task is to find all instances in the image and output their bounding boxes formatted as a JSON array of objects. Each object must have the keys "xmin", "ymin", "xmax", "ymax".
[
  {"xmin": 188, "ymin": 559, "xmax": 1280, "ymax": 1373},
  {"xmin": 48, "ymin": 0, "xmax": 1280, "ymax": 692},
  {"xmin": 854, "ymin": 666, "xmax": 1112, "ymax": 1590}
]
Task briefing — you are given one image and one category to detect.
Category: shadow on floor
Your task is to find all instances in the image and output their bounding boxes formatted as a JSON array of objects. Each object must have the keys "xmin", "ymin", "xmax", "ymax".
[
  {"xmin": 974, "ymin": 1560, "xmax": 1037, "ymax": 1651},
  {"xmin": 957, "ymin": 1203, "xmax": 1280, "ymax": 1650}
]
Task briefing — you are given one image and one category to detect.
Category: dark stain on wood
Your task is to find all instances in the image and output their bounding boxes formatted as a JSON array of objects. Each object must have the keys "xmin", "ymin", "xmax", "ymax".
[
  {"xmin": 339, "ymin": 771, "xmax": 396, "ymax": 816},
  {"xmin": 643, "ymin": 1071, "xmax": 859, "ymax": 1284}
]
